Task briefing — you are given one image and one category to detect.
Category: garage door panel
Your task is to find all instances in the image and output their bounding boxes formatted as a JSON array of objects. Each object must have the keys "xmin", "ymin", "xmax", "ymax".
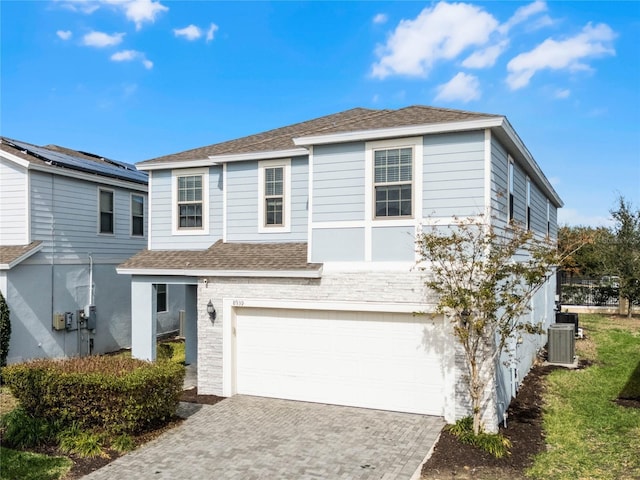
[{"xmin": 235, "ymin": 308, "xmax": 444, "ymax": 415}]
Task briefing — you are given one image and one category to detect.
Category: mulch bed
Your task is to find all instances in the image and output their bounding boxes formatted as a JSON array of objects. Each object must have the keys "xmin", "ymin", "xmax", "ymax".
[{"xmin": 421, "ymin": 362, "xmax": 559, "ymax": 479}]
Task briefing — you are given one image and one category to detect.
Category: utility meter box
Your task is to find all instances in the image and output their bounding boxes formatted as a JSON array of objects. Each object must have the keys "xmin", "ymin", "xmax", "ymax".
[
  {"xmin": 52, "ymin": 313, "xmax": 65, "ymax": 331},
  {"xmin": 85, "ymin": 305, "xmax": 96, "ymax": 330}
]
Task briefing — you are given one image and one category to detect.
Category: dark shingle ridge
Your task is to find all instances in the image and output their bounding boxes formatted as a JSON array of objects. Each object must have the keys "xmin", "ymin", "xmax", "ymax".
[{"xmin": 140, "ymin": 105, "xmax": 499, "ymax": 165}]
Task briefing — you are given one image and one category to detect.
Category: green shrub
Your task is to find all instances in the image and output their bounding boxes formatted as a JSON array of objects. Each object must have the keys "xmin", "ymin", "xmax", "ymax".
[
  {"xmin": 157, "ymin": 342, "xmax": 174, "ymax": 362},
  {"xmin": 0, "ymin": 291, "xmax": 10, "ymax": 370},
  {"xmin": 446, "ymin": 416, "xmax": 512, "ymax": 458},
  {"xmin": 0, "ymin": 407, "xmax": 60, "ymax": 449},
  {"xmin": 2, "ymin": 355, "xmax": 185, "ymax": 434}
]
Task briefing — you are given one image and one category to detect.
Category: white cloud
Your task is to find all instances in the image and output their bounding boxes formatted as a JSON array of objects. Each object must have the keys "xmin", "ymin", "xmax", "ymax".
[
  {"xmin": 435, "ymin": 72, "xmax": 481, "ymax": 103},
  {"xmin": 174, "ymin": 24, "xmax": 202, "ymax": 41},
  {"xmin": 506, "ymin": 22, "xmax": 616, "ymax": 90},
  {"xmin": 462, "ymin": 40, "xmax": 508, "ymax": 68},
  {"xmin": 555, "ymin": 88, "xmax": 571, "ymax": 99},
  {"xmin": 371, "ymin": 2, "xmax": 498, "ymax": 79},
  {"xmin": 206, "ymin": 23, "xmax": 219, "ymax": 42},
  {"xmin": 56, "ymin": 1, "xmax": 168, "ymax": 30},
  {"xmin": 82, "ymin": 31, "xmax": 125, "ymax": 47},
  {"xmin": 373, "ymin": 13, "xmax": 388, "ymax": 25},
  {"xmin": 56, "ymin": 30, "xmax": 73, "ymax": 40},
  {"xmin": 110, "ymin": 49, "xmax": 153, "ymax": 69},
  {"xmin": 557, "ymin": 208, "xmax": 613, "ymax": 228},
  {"xmin": 499, "ymin": 0, "xmax": 548, "ymax": 34}
]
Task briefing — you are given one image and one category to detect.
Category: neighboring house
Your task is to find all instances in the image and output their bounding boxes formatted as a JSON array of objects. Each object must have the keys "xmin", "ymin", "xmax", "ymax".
[
  {"xmin": 0, "ymin": 137, "xmax": 180, "ymax": 362},
  {"xmin": 118, "ymin": 106, "xmax": 563, "ymax": 430}
]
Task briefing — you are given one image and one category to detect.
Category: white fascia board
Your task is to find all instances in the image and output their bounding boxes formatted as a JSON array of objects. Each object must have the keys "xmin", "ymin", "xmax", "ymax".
[
  {"xmin": 498, "ymin": 118, "xmax": 564, "ymax": 208},
  {"xmin": 136, "ymin": 149, "xmax": 309, "ymax": 171},
  {"xmin": 0, "ymin": 243, "xmax": 43, "ymax": 270},
  {"xmin": 0, "ymin": 150, "xmax": 31, "ymax": 168},
  {"xmin": 116, "ymin": 267, "xmax": 323, "ymax": 278},
  {"xmin": 209, "ymin": 148, "xmax": 309, "ymax": 164},
  {"xmin": 293, "ymin": 118, "xmax": 504, "ymax": 146},
  {"xmin": 28, "ymin": 163, "xmax": 148, "ymax": 192},
  {"xmin": 137, "ymin": 159, "xmax": 212, "ymax": 171}
]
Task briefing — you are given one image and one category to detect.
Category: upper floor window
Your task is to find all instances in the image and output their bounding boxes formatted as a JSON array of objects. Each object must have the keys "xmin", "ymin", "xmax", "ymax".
[
  {"xmin": 99, "ymin": 188, "xmax": 114, "ymax": 234},
  {"xmin": 131, "ymin": 194, "xmax": 144, "ymax": 237},
  {"xmin": 265, "ymin": 166, "xmax": 284, "ymax": 226},
  {"xmin": 546, "ymin": 199, "xmax": 551, "ymax": 237},
  {"xmin": 526, "ymin": 177, "xmax": 532, "ymax": 231},
  {"xmin": 374, "ymin": 147, "xmax": 413, "ymax": 218},
  {"xmin": 508, "ymin": 157, "xmax": 515, "ymax": 222},
  {"xmin": 171, "ymin": 168, "xmax": 209, "ymax": 235},
  {"xmin": 258, "ymin": 159, "xmax": 291, "ymax": 233}
]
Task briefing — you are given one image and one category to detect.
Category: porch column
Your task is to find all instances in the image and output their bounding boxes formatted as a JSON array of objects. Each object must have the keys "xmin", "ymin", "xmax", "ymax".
[{"xmin": 131, "ymin": 277, "xmax": 156, "ymax": 361}]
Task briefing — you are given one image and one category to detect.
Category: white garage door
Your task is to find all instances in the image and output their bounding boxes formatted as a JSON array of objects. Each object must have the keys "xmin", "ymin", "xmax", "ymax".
[{"xmin": 235, "ymin": 308, "xmax": 444, "ymax": 416}]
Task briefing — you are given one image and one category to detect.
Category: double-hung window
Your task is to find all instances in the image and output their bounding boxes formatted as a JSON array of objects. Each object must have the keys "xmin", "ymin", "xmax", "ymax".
[
  {"xmin": 172, "ymin": 169, "xmax": 208, "ymax": 235},
  {"xmin": 99, "ymin": 188, "xmax": 114, "ymax": 234},
  {"xmin": 374, "ymin": 147, "xmax": 413, "ymax": 218},
  {"xmin": 264, "ymin": 166, "xmax": 284, "ymax": 226},
  {"xmin": 156, "ymin": 284, "xmax": 167, "ymax": 313},
  {"xmin": 258, "ymin": 159, "xmax": 291, "ymax": 233},
  {"xmin": 508, "ymin": 158, "xmax": 515, "ymax": 222},
  {"xmin": 178, "ymin": 174, "xmax": 203, "ymax": 229},
  {"xmin": 526, "ymin": 178, "xmax": 531, "ymax": 231},
  {"xmin": 131, "ymin": 194, "xmax": 144, "ymax": 237}
]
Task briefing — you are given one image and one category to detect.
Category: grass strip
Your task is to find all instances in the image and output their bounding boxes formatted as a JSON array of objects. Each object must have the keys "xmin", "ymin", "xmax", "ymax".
[{"xmin": 528, "ymin": 314, "xmax": 640, "ymax": 480}]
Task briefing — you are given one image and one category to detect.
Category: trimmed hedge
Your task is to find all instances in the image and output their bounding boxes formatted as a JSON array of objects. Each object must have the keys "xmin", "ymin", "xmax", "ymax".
[{"xmin": 2, "ymin": 356, "xmax": 185, "ymax": 434}]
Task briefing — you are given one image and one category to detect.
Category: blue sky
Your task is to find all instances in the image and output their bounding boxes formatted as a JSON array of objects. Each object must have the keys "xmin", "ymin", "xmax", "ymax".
[{"xmin": 1, "ymin": 0, "xmax": 638, "ymax": 227}]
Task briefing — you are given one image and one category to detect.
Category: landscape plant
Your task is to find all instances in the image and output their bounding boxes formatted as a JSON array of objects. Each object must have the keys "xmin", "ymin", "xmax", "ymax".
[
  {"xmin": 417, "ymin": 217, "xmax": 559, "ymax": 435},
  {"xmin": 0, "ymin": 291, "xmax": 10, "ymax": 370}
]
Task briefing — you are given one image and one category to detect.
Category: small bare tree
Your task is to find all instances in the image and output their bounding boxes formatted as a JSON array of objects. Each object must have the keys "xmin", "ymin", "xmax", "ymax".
[{"xmin": 417, "ymin": 217, "xmax": 559, "ymax": 435}]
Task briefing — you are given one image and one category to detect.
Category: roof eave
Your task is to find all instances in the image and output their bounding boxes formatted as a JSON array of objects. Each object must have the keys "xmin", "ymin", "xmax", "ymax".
[
  {"xmin": 293, "ymin": 117, "xmax": 504, "ymax": 146},
  {"xmin": 0, "ymin": 243, "xmax": 43, "ymax": 270},
  {"xmin": 116, "ymin": 266, "xmax": 323, "ymax": 278},
  {"xmin": 137, "ymin": 148, "xmax": 310, "ymax": 171}
]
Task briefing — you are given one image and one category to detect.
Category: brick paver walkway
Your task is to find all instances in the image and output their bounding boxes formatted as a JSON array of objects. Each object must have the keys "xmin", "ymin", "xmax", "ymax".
[{"xmin": 83, "ymin": 396, "xmax": 444, "ymax": 480}]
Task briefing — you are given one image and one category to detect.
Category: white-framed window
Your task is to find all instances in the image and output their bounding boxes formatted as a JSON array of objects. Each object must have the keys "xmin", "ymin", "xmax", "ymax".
[
  {"xmin": 546, "ymin": 199, "xmax": 551, "ymax": 237},
  {"xmin": 156, "ymin": 284, "xmax": 167, "ymax": 313},
  {"xmin": 171, "ymin": 168, "xmax": 209, "ymax": 235},
  {"xmin": 258, "ymin": 159, "xmax": 291, "ymax": 233},
  {"xmin": 131, "ymin": 194, "xmax": 144, "ymax": 237},
  {"xmin": 526, "ymin": 177, "xmax": 532, "ymax": 231},
  {"xmin": 374, "ymin": 147, "xmax": 413, "ymax": 218},
  {"xmin": 98, "ymin": 188, "xmax": 114, "ymax": 234},
  {"xmin": 508, "ymin": 156, "xmax": 515, "ymax": 222}
]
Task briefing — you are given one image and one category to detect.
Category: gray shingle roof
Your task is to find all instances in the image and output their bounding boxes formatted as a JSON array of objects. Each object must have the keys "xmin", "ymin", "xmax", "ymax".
[
  {"xmin": 139, "ymin": 105, "xmax": 499, "ymax": 165},
  {"xmin": 118, "ymin": 240, "xmax": 321, "ymax": 275}
]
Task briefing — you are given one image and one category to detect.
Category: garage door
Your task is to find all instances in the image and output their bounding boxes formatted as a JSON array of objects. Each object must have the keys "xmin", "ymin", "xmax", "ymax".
[{"xmin": 235, "ymin": 308, "xmax": 444, "ymax": 416}]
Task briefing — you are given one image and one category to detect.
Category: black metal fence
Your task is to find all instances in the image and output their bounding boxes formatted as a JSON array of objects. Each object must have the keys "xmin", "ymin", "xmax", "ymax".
[{"xmin": 559, "ymin": 272, "xmax": 620, "ymax": 307}]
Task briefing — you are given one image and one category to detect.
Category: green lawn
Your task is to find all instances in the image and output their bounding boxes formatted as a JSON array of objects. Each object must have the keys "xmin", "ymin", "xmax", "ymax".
[
  {"xmin": 0, "ymin": 447, "xmax": 72, "ymax": 480},
  {"xmin": 528, "ymin": 314, "xmax": 640, "ymax": 480}
]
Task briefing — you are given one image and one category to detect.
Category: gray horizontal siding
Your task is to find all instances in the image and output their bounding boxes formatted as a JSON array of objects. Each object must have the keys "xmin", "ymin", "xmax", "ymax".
[
  {"xmin": 312, "ymin": 142, "xmax": 365, "ymax": 223},
  {"xmin": 423, "ymin": 132, "xmax": 485, "ymax": 218},
  {"xmin": 150, "ymin": 167, "xmax": 223, "ymax": 250},
  {"xmin": 226, "ymin": 157, "xmax": 308, "ymax": 242},
  {"xmin": 0, "ymin": 159, "xmax": 28, "ymax": 244},
  {"xmin": 29, "ymin": 171, "xmax": 147, "ymax": 260},
  {"xmin": 491, "ymin": 136, "xmax": 509, "ymax": 221}
]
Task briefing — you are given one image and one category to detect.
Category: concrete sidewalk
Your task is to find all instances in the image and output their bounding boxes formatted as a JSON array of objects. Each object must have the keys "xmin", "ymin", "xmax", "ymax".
[{"xmin": 83, "ymin": 395, "xmax": 444, "ymax": 480}]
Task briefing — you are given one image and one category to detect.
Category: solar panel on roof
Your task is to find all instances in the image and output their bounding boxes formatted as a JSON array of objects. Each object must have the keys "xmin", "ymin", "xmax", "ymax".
[{"xmin": 6, "ymin": 139, "xmax": 148, "ymax": 184}]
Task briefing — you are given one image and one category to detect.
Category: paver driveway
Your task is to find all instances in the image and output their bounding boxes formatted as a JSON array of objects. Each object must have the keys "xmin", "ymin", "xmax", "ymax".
[{"xmin": 83, "ymin": 395, "xmax": 444, "ymax": 480}]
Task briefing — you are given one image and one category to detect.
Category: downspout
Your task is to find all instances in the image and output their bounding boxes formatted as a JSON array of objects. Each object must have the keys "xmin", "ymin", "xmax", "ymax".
[{"xmin": 88, "ymin": 253, "xmax": 93, "ymax": 305}]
